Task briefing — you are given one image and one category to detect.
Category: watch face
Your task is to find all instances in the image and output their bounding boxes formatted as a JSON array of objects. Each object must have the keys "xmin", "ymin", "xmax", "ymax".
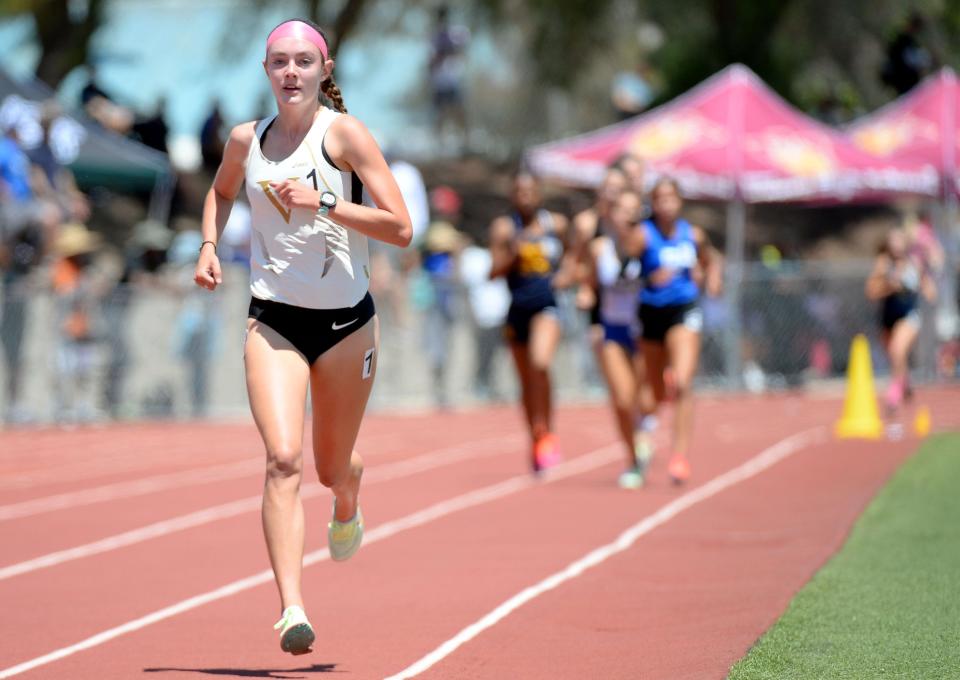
[{"xmin": 321, "ymin": 192, "xmax": 337, "ymax": 208}]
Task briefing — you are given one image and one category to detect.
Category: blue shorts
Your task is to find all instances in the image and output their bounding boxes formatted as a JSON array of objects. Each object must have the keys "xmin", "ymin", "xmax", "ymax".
[{"xmin": 603, "ymin": 323, "xmax": 637, "ymax": 354}]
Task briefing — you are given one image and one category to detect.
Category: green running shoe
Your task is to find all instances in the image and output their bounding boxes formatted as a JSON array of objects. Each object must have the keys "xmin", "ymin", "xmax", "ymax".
[{"xmin": 328, "ymin": 500, "xmax": 364, "ymax": 562}]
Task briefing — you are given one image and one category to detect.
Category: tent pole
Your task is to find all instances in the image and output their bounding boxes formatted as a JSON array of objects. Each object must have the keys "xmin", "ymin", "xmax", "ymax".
[
  {"xmin": 939, "ymin": 191, "xmax": 959, "ymax": 368},
  {"xmin": 723, "ymin": 198, "xmax": 746, "ymax": 388}
]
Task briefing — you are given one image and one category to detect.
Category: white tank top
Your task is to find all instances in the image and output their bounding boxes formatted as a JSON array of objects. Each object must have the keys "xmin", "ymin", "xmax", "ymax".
[
  {"xmin": 597, "ymin": 236, "xmax": 642, "ymax": 326},
  {"xmin": 244, "ymin": 107, "xmax": 370, "ymax": 309}
]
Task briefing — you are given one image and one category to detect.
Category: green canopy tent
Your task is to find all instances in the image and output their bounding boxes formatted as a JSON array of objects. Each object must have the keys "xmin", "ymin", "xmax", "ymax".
[{"xmin": 0, "ymin": 67, "xmax": 174, "ymax": 222}]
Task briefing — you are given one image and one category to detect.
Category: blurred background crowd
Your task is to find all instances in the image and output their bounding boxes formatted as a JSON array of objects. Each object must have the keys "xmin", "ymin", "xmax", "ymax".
[{"xmin": 1, "ymin": 0, "xmax": 958, "ymax": 426}]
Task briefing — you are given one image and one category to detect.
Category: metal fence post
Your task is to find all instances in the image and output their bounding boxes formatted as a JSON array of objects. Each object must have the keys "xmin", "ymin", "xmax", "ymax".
[{"xmin": 723, "ymin": 198, "xmax": 746, "ymax": 388}]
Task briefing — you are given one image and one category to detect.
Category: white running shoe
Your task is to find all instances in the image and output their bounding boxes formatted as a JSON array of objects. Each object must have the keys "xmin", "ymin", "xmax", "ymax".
[
  {"xmin": 618, "ymin": 467, "xmax": 645, "ymax": 490},
  {"xmin": 273, "ymin": 605, "xmax": 315, "ymax": 655}
]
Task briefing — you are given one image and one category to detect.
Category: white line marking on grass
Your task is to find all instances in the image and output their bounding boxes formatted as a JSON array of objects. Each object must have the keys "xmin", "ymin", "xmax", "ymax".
[
  {"xmin": 0, "ymin": 434, "xmax": 523, "ymax": 580},
  {"xmin": 0, "ymin": 443, "xmax": 621, "ymax": 679},
  {"xmin": 383, "ymin": 427, "xmax": 827, "ymax": 680}
]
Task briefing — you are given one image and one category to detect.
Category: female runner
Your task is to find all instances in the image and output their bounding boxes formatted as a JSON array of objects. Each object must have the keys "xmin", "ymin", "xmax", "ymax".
[
  {"xmin": 194, "ymin": 18, "xmax": 411, "ymax": 654},
  {"xmin": 627, "ymin": 178, "xmax": 721, "ymax": 484},
  {"xmin": 585, "ymin": 189, "xmax": 648, "ymax": 488},
  {"xmin": 488, "ymin": 172, "xmax": 572, "ymax": 472},
  {"xmin": 865, "ymin": 228, "xmax": 936, "ymax": 411}
]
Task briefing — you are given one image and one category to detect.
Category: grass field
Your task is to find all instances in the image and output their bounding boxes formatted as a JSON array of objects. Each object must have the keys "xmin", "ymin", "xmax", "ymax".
[{"xmin": 728, "ymin": 433, "xmax": 960, "ymax": 680}]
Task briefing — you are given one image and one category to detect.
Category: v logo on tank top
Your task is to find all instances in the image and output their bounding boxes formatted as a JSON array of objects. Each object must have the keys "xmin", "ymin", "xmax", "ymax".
[
  {"xmin": 245, "ymin": 108, "xmax": 370, "ymax": 309},
  {"xmin": 256, "ymin": 179, "xmax": 301, "ymax": 224}
]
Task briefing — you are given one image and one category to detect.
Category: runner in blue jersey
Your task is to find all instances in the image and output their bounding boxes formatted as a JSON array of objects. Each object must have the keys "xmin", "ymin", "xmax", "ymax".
[
  {"xmin": 626, "ymin": 177, "xmax": 722, "ymax": 484},
  {"xmin": 585, "ymin": 189, "xmax": 648, "ymax": 488},
  {"xmin": 489, "ymin": 172, "xmax": 573, "ymax": 472}
]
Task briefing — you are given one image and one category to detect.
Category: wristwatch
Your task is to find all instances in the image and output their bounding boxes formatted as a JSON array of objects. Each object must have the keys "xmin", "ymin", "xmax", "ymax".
[{"xmin": 319, "ymin": 191, "xmax": 337, "ymax": 217}]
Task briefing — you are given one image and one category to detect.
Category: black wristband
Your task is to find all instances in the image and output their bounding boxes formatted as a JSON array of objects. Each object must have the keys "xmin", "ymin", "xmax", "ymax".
[{"xmin": 200, "ymin": 240, "xmax": 217, "ymax": 254}]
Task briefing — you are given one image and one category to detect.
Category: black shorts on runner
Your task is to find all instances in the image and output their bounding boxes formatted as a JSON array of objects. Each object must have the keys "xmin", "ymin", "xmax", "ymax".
[
  {"xmin": 248, "ymin": 292, "xmax": 376, "ymax": 365},
  {"xmin": 504, "ymin": 302, "xmax": 558, "ymax": 345},
  {"xmin": 639, "ymin": 302, "xmax": 702, "ymax": 343}
]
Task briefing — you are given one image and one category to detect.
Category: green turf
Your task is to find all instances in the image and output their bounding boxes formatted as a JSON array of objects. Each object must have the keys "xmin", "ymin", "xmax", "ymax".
[{"xmin": 728, "ymin": 433, "xmax": 960, "ymax": 680}]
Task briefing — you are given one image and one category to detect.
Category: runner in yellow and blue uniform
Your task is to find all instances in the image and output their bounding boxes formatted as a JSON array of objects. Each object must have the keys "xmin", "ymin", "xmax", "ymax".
[{"xmin": 489, "ymin": 173, "xmax": 573, "ymax": 472}]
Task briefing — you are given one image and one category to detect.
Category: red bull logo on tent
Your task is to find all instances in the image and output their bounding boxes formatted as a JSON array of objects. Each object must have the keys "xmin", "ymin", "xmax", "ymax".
[
  {"xmin": 628, "ymin": 113, "xmax": 727, "ymax": 161},
  {"xmin": 852, "ymin": 115, "xmax": 938, "ymax": 157},
  {"xmin": 749, "ymin": 129, "xmax": 835, "ymax": 177}
]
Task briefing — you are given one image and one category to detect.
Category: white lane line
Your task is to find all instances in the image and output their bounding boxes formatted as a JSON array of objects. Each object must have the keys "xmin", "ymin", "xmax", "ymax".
[
  {"xmin": 0, "ymin": 433, "xmax": 517, "ymax": 522},
  {"xmin": 0, "ymin": 423, "xmax": 405, "ymax": 491},
  {"xmin": 0, "ymin": 434, "xmax": 523, "ymax": 581},
  {"xmin": 0, "ymin": 459, "xmax": 261, "ymax": 521},
  {"xmin": 384, "ymin": 427, "xmax": 827, "ymax": 680},
  {"xmin": 0, "ymin": 443, "xmax": 622, "ymax": 679}
]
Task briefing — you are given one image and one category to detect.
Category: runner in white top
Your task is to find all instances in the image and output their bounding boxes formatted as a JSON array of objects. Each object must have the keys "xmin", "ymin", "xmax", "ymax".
[
  {"xmin": 585, "ymin": 190, "xmax": 648, "ymax": 489},
  {"xmin": 193, "ymin": 17, "xmax": 411, "ymax": 656},
  {"xmin": 246, "ymin": 106, "xmax": 371, "ymax": 308}
]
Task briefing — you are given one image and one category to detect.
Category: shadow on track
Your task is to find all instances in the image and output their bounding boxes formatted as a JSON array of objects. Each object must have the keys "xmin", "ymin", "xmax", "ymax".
[{"xmin": 143, "ymin": 664, "xmax": 339, "ymax": 678}]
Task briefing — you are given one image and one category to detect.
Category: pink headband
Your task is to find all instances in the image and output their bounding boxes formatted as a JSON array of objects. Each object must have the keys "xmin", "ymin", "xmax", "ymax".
[{"xmin": 266, "ymin": 21, "xmax": 328, "ymax": 60}]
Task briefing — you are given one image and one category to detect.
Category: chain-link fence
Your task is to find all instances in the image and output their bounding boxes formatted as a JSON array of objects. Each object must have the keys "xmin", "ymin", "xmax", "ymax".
[
  {"xmin": 1, "ymin": 260, "xmax": 957, "ymax": 426},
  {"xmin": 700, "ymin": 260, "xmax": 956, "ymax": 390}
]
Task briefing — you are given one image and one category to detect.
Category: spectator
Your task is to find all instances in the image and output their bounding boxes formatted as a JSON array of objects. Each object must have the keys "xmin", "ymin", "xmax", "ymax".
[
  {"xmin": 367, "ymin": 156, "xmax": 429, "ymax": 328},
  {"xmin": 459, "ymin": 236, "xmax": 510, "ymax": 402},
  {"xmin": 50, "ymin": 223, "xmax": 105, "ymax": 423},
  {"xmin": 132, "ymin": 96, "xmax": 170, "ymax": 153},
  {"xmin": 219, "ymin": 196, "xmax": 252, "ymax": 265},
  {"xmin": 610, "ymin": 64, "xmax": 656, "ymax": 120},
  {"xmin": 421, "ymin": 187, "xmax": 466, "ymax": 408},
  {"xmin": 881, "ymin": 12, "xmax": 933, "ymax": 95},
  {"xmin": 27, "ymin": 101, "xmax": 91, "ymax": 225},
  {"xmin": 169, "ymin": 229, "xmax": 218, "ymax": 418},
  {"xmin": 102, "ymin": 219, "xmax": 173, "ymax": 419},
  {"xmin": 904, "ymin": 209, "xmax": 944, "ymax": 274},
  {"xmin": 200, "ymin": 101, "xmax": 226, "ymax": 173},
  {"xmin": 0, "ymin": 120, "xmax": 46, "ymax": 424},
  {"xmin": 429, "ymin": 5, "xmax": 469, "ymax": 151},
  {"xmin": 80, "ymin": 66, "xmax": 134, "ymax": 134}
]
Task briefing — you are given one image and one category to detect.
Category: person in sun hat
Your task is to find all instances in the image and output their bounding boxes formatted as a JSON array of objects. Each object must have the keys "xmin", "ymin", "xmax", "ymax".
[
  {"xmin": 50, "ymin": 223, "xmax": 106, "ymax": 422},
  {"xmin": 192, "ymin": 17, "xmax": 411, "ymax": 655},
  {"xmin": 421, "ymin": 197, "xmax": 466, "ymax": 408}
]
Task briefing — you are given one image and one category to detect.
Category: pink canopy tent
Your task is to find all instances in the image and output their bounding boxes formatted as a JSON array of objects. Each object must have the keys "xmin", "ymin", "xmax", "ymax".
[
  {"xmin": 527, "ymin": 64, "xmax": 935, "ymax": 202},
  {"xmin": 527, "ymin": 64, "xmax": 936, "ymax": 385},
  {"xmin": 846, "ymin": 68, "xmax": 960, "ymax": 338},
  {"xmin": 847, "ymin": 67, "xmax": 959, "ymax": 199}
]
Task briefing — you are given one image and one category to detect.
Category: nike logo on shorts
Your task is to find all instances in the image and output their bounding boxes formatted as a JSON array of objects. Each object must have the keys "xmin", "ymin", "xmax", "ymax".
[{"xmin": 332, "ymin": 318, "xmax": 358, "ymax": 331}]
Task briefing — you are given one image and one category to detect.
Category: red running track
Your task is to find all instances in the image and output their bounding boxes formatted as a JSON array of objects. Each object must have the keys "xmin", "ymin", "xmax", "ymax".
[{"xmin": 0, "ymin": 388, "xmax": 956, "ymax": 679}]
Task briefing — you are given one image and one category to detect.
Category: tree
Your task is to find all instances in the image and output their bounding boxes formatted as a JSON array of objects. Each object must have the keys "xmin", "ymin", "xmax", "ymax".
[
  {"xmin": 0, "ymin": 0, "xmax": 374, "ymax": 89},
  {"xmin": 247, "ymin": 0, "xmax": 373, "ymax": 55},
  {"xmin": 0, "ymin": 0, "xmax": 107, "ymax": 88}
]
